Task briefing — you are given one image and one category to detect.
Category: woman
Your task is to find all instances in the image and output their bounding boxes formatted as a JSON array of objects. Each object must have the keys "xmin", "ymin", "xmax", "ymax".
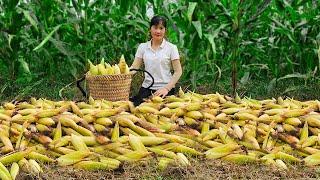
[{"xmin": 130, "ymin": 15, "xmax": 182, "ymax": 106}]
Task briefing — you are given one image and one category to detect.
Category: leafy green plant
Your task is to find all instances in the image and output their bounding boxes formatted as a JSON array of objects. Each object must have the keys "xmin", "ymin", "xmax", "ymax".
[{"xmin": 0, "ymin": 0, "xmax": 319, "ymax": 101}]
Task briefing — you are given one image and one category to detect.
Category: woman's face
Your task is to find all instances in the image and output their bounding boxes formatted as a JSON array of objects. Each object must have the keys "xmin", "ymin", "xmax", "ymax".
[{"xmin": 150, "ymin": 23, "xmax": 166, "ymax": 41}]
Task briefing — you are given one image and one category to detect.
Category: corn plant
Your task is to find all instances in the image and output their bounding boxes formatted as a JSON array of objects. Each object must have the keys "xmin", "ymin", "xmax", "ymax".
[{"xmin": 0, "ymin": 0, "xmax": 319, "ymax": 101}]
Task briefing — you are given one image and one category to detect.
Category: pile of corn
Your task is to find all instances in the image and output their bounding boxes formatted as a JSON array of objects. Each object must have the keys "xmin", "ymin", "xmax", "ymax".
[{"xmin": 1, "ymin": 89, "xmax": 320, "ymax": 179}]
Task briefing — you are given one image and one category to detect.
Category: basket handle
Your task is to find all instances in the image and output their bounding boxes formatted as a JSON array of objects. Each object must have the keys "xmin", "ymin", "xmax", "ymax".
[
  {"xmin": 130, "ymin": 69, "xmax": 154, "ymax": 89},
  {"xmin": 76, "ymin": 76, "xmax": 87, "ymax": 98}
]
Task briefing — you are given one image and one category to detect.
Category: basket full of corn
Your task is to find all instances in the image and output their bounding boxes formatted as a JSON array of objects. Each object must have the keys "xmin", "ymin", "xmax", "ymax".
[{"xmin": 80, "ymin": 55, "xmax": 132, "ymax": 101}]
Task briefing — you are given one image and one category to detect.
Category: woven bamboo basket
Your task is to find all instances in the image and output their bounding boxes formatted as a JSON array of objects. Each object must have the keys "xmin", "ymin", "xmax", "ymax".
[{"xmin": 85, "ymin": 73, "xmax": 133, "ymax": 101}]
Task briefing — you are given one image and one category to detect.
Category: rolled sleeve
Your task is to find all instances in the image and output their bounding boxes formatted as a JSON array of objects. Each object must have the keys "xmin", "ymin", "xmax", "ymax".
[{"xmin": 171, "ymin": 45, "xmax": 180, "ymax": 60}]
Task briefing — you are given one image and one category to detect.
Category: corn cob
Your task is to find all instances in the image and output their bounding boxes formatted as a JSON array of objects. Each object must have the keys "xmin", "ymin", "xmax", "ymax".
[
  {"xmin": 70, "ymin": 101, "xmax": 84, "ymax": 117},
  {"xmin": 71, "ymin": 134, "xmax": 89, "ymax": 151},
  {"xmin": 275, "ymin": 159, "xmax": 288, "ymax": 169},
  {"xmin": 147, "ymin": 147, "xmax": 177, "ymax": 159},
  {"xmin": 222, "ymin": 154, "xmax": 257, "ymax": 164},
  {"xmin": 74, "ymin": 160, "xmax": 119, "ymax": 170},
  {"xmin": 99, "ymin": 156, "xmax": 121, "ymax": 168},
  {"xmin": 205, "ymin": 143, "xmax": 240, "ymax": 159},
  {"xmin": 176, "ymin": 153, "xmax": 190, "ymax": 166},
  {"xmin": 17, "ymin": 109, "xmax": 38, "ymax": 116},
  {"xmin": 28, "ymin": 159, "xmax": 43, "ymax": 173},
  {"xmin": 35, "ymin": 123, "xmax": 51, "ymax": 132},
  {"xmin": 172, "ymin": 144, "xmax": 202, "ymax": 156},
  {"xmin": 0, "ymin": 131, "xmax": 14, "ymax": 153},
  {"xmin": 57, "ymin": 151, "xmax": 93, "ymax": 166},
  {"xmin": 305, "ymin": 115, "xmax": 320, "ymax": 127},
  {"xmin": 273, "ymin": 151, "xmax": 301, "ymax": 163},
  {"xmin": 0, "ymin": 112, "xmax": 12, "ymax": 121},
  {"xmin": 284, "ymin": 117, "xmax": 301, "ymax": 126},
  {"xmin": 185, "ymin": 111, "xmax": 203, "ymax": 120},
  {"xmin": 36, "ymin": 109, "xmax": 60, "ymax": 118},
  {"xmin": 10, "ymin": 162, "xmax": 19, "ymax": 180},
  {"xmin": 158, "ymin": 157, "xmax": 174, "ymax": 170},
  {"xmin": 38, "ymin": 117, "xmax": 55, "ymax": 126},
  {"xmin": 95, "ymin": 117, "xmax": 113, "ymax": 126},
  {"xmin": 0, "ymin": 151, "xmax": 28, "ymax": 165},
  {"xmin": 27, "ymin": 152, "xmax": 55, "ymax": 163},
  {"xmin": 111, "ymin": 121, "xmax": 120, "ymax": 142},
  {"xmin": 300, "ymin": 120, "xmax": 309, "ymax": 141},
  {"xmin": 0, "ymin": 161, "xmax": 12, "ymax": 180},
  {"xmin": 137, "ymin": 106, "xmax": 159, "ymax": 114},
  {"xmin": 116, "ymin": 151, "xmax": 151, "ymax": 162},
  {"xmin": 128, "ymin": 134, "xmax": 147, "ymax": 152}
]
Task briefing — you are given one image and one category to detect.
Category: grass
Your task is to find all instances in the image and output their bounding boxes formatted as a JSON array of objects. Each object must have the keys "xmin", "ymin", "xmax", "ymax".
[
  {"xmin": 1, "ymin": 75, "xmax": 320, "ymax": 103},
  {"xmin": 17, "ymin": 158, "xmax": 320, "ymax": 180}
]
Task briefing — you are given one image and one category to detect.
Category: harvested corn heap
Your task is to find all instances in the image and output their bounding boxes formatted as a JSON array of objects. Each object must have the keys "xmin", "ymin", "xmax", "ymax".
[{"xmin": 1, "ymin": 89, "xmax": 320, "ymax": 179}]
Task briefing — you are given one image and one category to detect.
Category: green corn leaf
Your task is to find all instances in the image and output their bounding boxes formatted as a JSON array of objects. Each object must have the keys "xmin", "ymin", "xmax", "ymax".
[
  {"xmin": 192, "ymin": 21, "xmax": 202, "ymax": 39},
  {"xmin": 204, "ymin": 34, "xmax": 216, "ymax": 57},
  {"xmin": 8, "ymin": 34, "xmax": 15, "ymax": 51},
  {"xmin": 267, "ymin": 78, "xmax": 277, "ymax": 93},
  {"xmin": 204, "ymin": 23, "xmax": 228, "ymax": 57},
  {"xmin": 240, "ymin": 72, "xmax": 250, "ymax": 85},
  {"xmin": 18, "ymin": 58, "xmax": 30, "ymax": 74},
  {"xmin": 22, "ymin": 10, "xmax": 38, "ymax": 31},
  {"xmin": 33, "ymin": 25, "xmax": 61, "ymax": 51},
  {"xmin": 187, "ymin": 2, "xmax": 197, "ymax": 22},
  {"xmin": 282, "ymin": 86, "xmax": 301, "ymax": 95},
  {"xmin": 317, "ymin": 46, "xmax": 320, "ymax": 70},
  {"xmin": 277, "ymin": 73, "xmax": 308, "ymax": 81}
]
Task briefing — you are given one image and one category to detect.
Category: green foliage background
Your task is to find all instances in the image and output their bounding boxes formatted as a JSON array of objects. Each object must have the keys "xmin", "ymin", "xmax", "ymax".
[{"xmin": 0, "ymin": 0, "xmax": 319, "ymax": 101}]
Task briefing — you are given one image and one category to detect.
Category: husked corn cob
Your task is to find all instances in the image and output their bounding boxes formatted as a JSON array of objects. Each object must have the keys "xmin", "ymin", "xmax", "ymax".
[
  {"xmin": 128, "ymin": 134, "xmax": 147, "ymax": 152},
  {"xmin": 116, "ymin": 150, "xmax": 151, "ymax": 162},
  {"xmin": 10, "ymin": 162, "xmax": 19, "ymax": 180},
  {"xmin": 0, "ymin": 151, "xmax": 28, "ymax": 165},
  {"xmin": 176, "ymin": 153, "xmax": 190, "ymax": 166},
  {"xmin": 275, "ymin": 159, "xmax": 288, "ymax": 169},
  {"xmin": 38, "ymin": 117, "xmax": 55, "ymax": 126},
  {"xmin": 205, "ymin": 143, "xmax": 240, "ymax": 159},
  {"xmin": 158, "ymin": 157, "xmax": 174, "ymax": 170},
  {"xmin": 0, "ymin": 113, "xmax": 11, "ymax": 121},
  {"xmin": 71, "ymin": 134, "xmax": 89, "ymax": 151},
  {"xmin": 222, "ymin": 154, "xmax": 257, "ymax": 164},
  {"xmin": 74, "ymin": 160, "xmax": 119, "ymax": 170},
  {"xmin": 0, "ymin": 161, "xmax": 11, "ymax": 180},
  {"xmin": 36, "ymin": 109, "xmax": 60, "ymax": 118},
  {"xmin": 28, "ymin": 159, "xmax": 43, "ymax": 173},
  {"xmin": 147, "ymin": 147, "xmax": 177, "ymax": 159},
  {"xmin": 273, "ymin": 151, "xmax": 301, "ymax": 163},
  {"xmin": 111, "ymin": 121, "xmax": 120, "ymax": 142},
  {"xmin": 57, "ymin": 151, "xmax": 93, "ymax": 166},
  {"xmin": 27, "ymin": 152, "xmax": 55, "ymax": 163}
]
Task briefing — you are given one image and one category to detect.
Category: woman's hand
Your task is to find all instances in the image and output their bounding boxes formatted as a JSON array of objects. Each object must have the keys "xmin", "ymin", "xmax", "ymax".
[{"xmin": 153, "ymin": 88, "xmax": 169, "ymax": 98}]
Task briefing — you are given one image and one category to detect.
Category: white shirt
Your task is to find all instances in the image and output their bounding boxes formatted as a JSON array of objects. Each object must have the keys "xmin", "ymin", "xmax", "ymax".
[{"xmin": 135, "ymin": 39, "xmax": 180, "ymax": 90}]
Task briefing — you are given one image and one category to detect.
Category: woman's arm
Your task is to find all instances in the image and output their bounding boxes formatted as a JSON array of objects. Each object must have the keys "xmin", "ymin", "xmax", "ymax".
[
  {"xmin": 165, "ymin": 59, "xmax": 182, "ymax": 91},
  {"xmin": 129, "ymin": 57, "xmax": 143, "ymax": 75},
  {"xmin": 154, "ymin": 59, "xmax": 182, "ymax": 97}
]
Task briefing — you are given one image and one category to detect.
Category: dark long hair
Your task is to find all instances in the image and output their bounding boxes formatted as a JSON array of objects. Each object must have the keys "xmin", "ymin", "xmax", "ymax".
[
  {"xmin": 150, "ymin": 15, "xmax": 167, "ymax": 29},
  {"xmin": 149, "ymin": 15, "xmax": 168, "ymax": 40}
]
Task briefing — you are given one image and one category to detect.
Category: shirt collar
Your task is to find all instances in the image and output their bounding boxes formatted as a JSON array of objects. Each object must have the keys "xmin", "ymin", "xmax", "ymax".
[
  {"xmin": 148, "ymin": 39, "xmax": 166, "ymax": 50},
  {"xmin": 160, "ymin": 39, "xmax": 166, "ymax": 48}
]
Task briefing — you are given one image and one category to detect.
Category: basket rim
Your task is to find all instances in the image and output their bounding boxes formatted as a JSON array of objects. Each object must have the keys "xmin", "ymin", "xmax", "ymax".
[
  {"xmin": 85, "ymin": 72, "xmax": 133, "ymax": 77},
  {"xmin": 86, "ymin": 72, "xmax": 133, "ymax": 81}
]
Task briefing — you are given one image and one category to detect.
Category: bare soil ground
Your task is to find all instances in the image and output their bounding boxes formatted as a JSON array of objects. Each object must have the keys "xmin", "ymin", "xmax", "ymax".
[{"xmin": 17, "ymin": 158, "xmax": 320, "ymax": 180}]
